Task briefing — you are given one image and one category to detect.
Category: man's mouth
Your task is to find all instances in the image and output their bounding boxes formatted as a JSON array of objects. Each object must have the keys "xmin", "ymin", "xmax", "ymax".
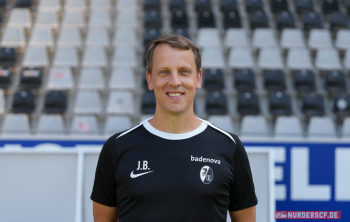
[{"xmin": 167, "ymin": 93, "xmax": 184, "ymax": 97}]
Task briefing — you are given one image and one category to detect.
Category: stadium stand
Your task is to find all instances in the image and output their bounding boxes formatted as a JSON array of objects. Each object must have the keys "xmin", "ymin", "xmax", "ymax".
[{"xmin": 0, "ymin": 0, "xmax": 347, "ymax": 137}]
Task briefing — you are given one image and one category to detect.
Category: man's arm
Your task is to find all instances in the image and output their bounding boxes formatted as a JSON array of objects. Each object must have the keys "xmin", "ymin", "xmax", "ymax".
[
  {"xmin": 93, "ymin": 201, "xmax": 119, "ymax": 222},
  {"xmin": 229, "ymin": 206, "xmax": 256, "ymax": 222}
]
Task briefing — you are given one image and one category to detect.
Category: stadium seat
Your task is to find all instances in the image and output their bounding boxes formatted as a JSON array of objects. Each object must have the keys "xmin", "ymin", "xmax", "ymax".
[
  {"xmin": 303, "ymin": 12, "xmax": 323, "ymax": 30},
  {"xmin": 7, "ymin": 8, "xmax": 31, "ymax": 29},
  {"xmin": 28, "ymin": 28, "xmax": 54, "ymax": 48},
  {"xmin": 145, "ymin": 10, "xmax": 162, "ymax": 29},
  {"xmin": 197, "ymin": 28, "xmax": 221, "ymax": 48},
  {"xmin": 252, "ymin": 29, "xmax": 277, "ymax": 48},
  {"xmin": 20, "ymin": 68, "xmax": 42, "ymax": 89},
  {"xmin": 90, "ymin": 0, "xmax": 111, "ymax": 10},
  {"xmin": 274, "ymin": 116, "xmax": 303, "ymax": 138},
  {"xmin": 324, "ymin": 70, "xmax": 347, "ymax": 92},
  {"xmin": 250, "ymin": 10, "xmax": 268, "ymax": 29},
  {"xmin": 171, "ymin": 10, "xmax": 189, "ymax": 28},
  {"xmin": 258, "ymin": 48, "xmax": 284, "ymax": 70},
  {"xmin": 224, "ymin": 29, "xmax": 249, "ymax": 48},
  {"xmin": 36, "ymin": 114, "xmax": 64, "ymax": 135},
  {"xmin": 195, "ymin": 0, "xmax": 211, "ymax": 12},
  {"xmin": 208, "ymin": 115, "xmax": 234, "ymax": 133},
  {"xmin": 141, "ymin": 91, "xmax": 156, "ymax": 114},
  {"xmin": 228, "ymin": 47, "xmax": 254, "ymax": 69},
  {"xmin": 112, "ymin": 48, "xmax": 137, "ymax": 68},
  {"xmin": 22, "ymin": 47, "xmax": 48, "ymax": 67},
  {"xmin": 345, "ymin": 50, "xmax": 350, "ymax": 70},
  {"xmin": 280, "ymin": 28, "xmax": 305, "ymax": 49},
  {"xmin": 296, "ymin": 0, "xmax": 314, "ymax": 14},
  {"xmin": 88, "ymin": 11, "xmax": 112, "ymax": 29},
  {"xmin": 293, "ymin": 70, "xmax": 316, "ymax": 92},
  {"xmin": 0, "ymin": 89, "xmax": 4, "ymax": 115},
  {"xmin": 74, "ymin": 91, "xmax": 102, "ymax": 114},
  {"xmin": 269, "ymin": 91, "xmax": 292, "ymax": 116},
  {"xmin": 241, "ymin": 116, "xmax": 268, "ymax": 137},
  {"xmin": 335, "ymin": 29, "xmax": 350, "ymax": 50},
  {"xmin": 201, "ymin": 48, "xmax": 225, "ymax": 69},
  {"xmin": 342, "ymin": 117, "xmax": 350, "ymax": 137},
  {"xmin": 2, "ymin": 114, "xmax": 30, "ymax": 135},
  {"xmin": 223, "ymin": 11, "xmax": 242, "ymax": 29},
  {"xmin": 170, "ymin": 0, "xmax": 186, "ymax": 12},
  {"xmin": 115, "ymin": 10, "xmax": 139, "ymax": 29},
  {"xmin": 44, "ymin": 91, "xmax": 67, "ymax": 114},
  {"xmin": 347, "ymin": 0, "xmax": 350, "ymax": 14},
  {"xmin": 220, "ymin": 0, "xmax": 238, "ymax": 13},
  {"xmin": 287, "ymin": 48, "xmax": 313, "ymax": 70},
  {"xmin": 0, "ymin": 67, "xmax": 12, "ymax": 89},
  {"xmin": 12, "ymin": 90, "xmax": 35, "ymax": 113},
  {"xmin": 333, "ymin": 93, "xmax": 350, "ymax": 116},
  {"xmin": 85, "ymin": 29, "xmax": 109, "ymax": 47},
  {"xmin": 144, "ymin": 0, "xmax": 160, "ymax": 11},
  {"xmin": 82, "ymin": 48, "xmax": 107, "ymax": 67},
  {"xmin": 276, "ymin": 11, "xmax": 295, "ymax": 30},
  {"xmin": 107, "ymin": 91, "xmax": 135, "ymax": 114},
  {"xmin": 203, "ymin": 69, "xmax": 224, "ymax": 91},
  {"xmin": 206, "ymin": 91, "xmax": 227, "ymax": 115},
  {"xmin": 104, "ymin": 116, "xmax": 132, "ymax": 135},
  {"xmin": 47, "ymin": 67, "xmax": 74, "ymax": 90},
  {"xmin": 264, "ymin": 70, "xmax": 286, "ymax": 91},
  {"xmin": 302, "ymin": 93, "xmax": 325, "ymax": 116},
  {"xmin": 113, "ymin": 29, "xmax": 138, "ymax": 47},
  {"xmin": 116, "ymin": 0, "xmax": 137, "ymax": 9},
  {"xmin": 330, "ymin": 13, "xmax": 349, "ymax": 31},
  {"xmin": 71, "ymin": 116, "xmax": 99, "ymax": 135},
  {"xmin": 238, "ymin": 92, "xmax": 260, "ymax": 115},
  {"xmin": 173, "ymin": 28, "xmax": 190, "ymax": 39},
  {"xmin": 246, "ymin": 0, "xmax": 263, "ymax": 12},
  {"xmin": 109, "ymin": 68, "xmax": 136, "ymax": 90},
  {"xmin": 144, "ymin": 29, "xmax": 161, "ymax": 49},
  {"xmin": 34, "ymin": 11, "xmax": 59, "ymax": 29},
  {"xmin": 198, "ymin": 10, "xmax": 215, "ymax": 28},
  {"xmin": 57, "ymin": 28, "xmax": 82, "ymax": 48},
  {"xmin": 315, "ymin": 48, "xmax": 342, "ymax": 71},
  {"xmin": 0, "ymin": 47, "xmax": 17, "ymax": 67},
  {"xmin": 0, "ymin": 28, "xmax": 25, "ymax": 49},
  {"xmin": 78, "ymin": 68, "xmax": 104, "ymax": 90},
  {"xmin": 64, "ymin": 0, "xmax": 86, "ymax": 9},
  {"xmin": 38, "ymin": 0, "xmax": 60, "ymax": 11},
  {"xmin": 322, "ymin": 0, "xmax": 339, "ymax": 14},
  {"xmin": 234, "ymin": 69, "xmax": 255, "ymax": 91},
  {"xmin": 308, "ymin": 29, "xmax": 332, "ymax": 49},
  {"xmin": 308, "ymin": 117, "xmax": 336, "ymax": 138},
  {"xmin": 61, "ymin": 11, "xmax": 85, "ymax": 28},
  {"xmin": 53, "ymin": 47, "xmax": 78, "ymax": 68},
  {"xmin": 271, "ymin": 0, "xmax": 288, "ymax": 13}
]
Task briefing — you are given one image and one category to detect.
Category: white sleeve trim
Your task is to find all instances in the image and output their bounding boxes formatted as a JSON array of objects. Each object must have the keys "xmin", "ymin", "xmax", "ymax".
[{"xmin": 198, "ymin": 118, "xmax": 236, "ymax": 144}]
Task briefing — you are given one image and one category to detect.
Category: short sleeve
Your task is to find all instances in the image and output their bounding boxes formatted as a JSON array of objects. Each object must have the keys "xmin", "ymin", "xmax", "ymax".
[
  {"xmin": 228, "ymin": 136, "xmax": 258, "ymax": 211},
  {"xmin": 90, "ymin": 134, "xmax": 118, "ymax": 207}
]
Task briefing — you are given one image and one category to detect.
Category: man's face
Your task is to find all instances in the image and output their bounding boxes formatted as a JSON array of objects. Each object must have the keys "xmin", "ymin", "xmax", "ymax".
[{"xmin": 146, "ymin": 44, "xmax": 202, "ymax": 116}]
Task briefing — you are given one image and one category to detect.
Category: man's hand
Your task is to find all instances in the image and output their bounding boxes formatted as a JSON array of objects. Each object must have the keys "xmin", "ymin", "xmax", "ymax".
[
  {"xmin": 93, "ymin": 201, "xmax": 119, "ymax": 222},
  {"xmin": 229, "ymin": 206, "xmax": 256, "ymax": 222}
]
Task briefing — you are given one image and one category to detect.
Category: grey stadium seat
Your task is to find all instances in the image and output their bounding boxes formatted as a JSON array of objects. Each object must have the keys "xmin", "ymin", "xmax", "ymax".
[
  {"xmin": 241, "ymin": 116, "xmax": 269, "ymax": 137},
  {"xmin": 71, "ymin": 116, "xmax": 99, "ymax": 135},
  {"xmin": 104, "ymin": 116, "xmax": 132, "ymax": 135},
  {"xmin": 208, "ymin": 115, "xmax": 234, "ymax": 133},
  {"xmin": 274, "ymin": 116, "xmax": 303, "ymax": 138},
  {"xmin": 36, "ymin": 114, "xmax": 64, "ymax": 135},
  {"xmin": 308, "ymin": 117, "xmax": 336, "ymax": 138},
  {"xmin": 2, "ymin": 114, "xmax": 30, "ymax": 135}
]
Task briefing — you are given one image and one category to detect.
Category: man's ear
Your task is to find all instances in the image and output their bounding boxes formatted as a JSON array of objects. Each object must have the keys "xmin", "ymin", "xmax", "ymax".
[
  {"xmin": 196, "ymin": 69, "xmax": 202, "ymax": 90},
  {"xmin": 146, "ymin": 71, "xmax": 154, "ymax": 90}
]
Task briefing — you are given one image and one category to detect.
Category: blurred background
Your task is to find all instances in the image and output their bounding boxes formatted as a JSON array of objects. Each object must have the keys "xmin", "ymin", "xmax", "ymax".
[{"xmin": 0, "ymin": 0, "xmax": 349, "ymax": 221}]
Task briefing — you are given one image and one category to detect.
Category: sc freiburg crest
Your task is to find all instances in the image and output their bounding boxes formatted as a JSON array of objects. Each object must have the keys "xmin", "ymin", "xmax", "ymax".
[{"xmin": 200, "ymin": 166, "xmax": 213, "ymax": 184}]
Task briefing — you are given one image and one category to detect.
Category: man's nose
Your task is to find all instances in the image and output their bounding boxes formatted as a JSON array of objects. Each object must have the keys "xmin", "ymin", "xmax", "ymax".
[{"xmin": 169, "ymin": 72, "xmax": 181, "ymax": 86}]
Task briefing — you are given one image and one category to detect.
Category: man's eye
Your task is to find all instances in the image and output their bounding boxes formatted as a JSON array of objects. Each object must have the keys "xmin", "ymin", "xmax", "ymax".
[
  {"xmin": 160, "ymin": 70, "xmax": 168, "ymax": 74},
  {"xmin": 181, "ymin": 70, "xmax": 189, "ymax": 73}
]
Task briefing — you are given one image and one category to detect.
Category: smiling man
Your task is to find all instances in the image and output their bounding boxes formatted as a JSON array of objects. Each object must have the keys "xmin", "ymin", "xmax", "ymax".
[{"xmin": 91, "ymin": 34, "xmax": 257, "ymax": 222}]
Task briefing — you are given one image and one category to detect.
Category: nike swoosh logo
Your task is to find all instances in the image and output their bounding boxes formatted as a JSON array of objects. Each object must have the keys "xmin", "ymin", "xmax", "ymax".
[{"xmin": 130, "ymin": 170, "xmax": 154, "ymax": 178}]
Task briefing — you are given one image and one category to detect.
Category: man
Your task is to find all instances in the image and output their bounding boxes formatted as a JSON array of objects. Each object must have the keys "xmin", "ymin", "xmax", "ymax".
[{"xmin": 91, "ymin": 34, "xmax": 258, "ymax": 222}]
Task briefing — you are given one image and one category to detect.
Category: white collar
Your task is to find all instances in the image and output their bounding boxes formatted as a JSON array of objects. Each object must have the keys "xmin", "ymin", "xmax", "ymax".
[{"xmin": 142, "ymin": 118, "xmax": 208, "ymax": 140}]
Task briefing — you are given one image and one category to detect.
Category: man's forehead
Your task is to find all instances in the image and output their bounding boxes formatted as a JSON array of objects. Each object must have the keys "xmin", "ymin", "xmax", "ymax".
[{"xmin": 153, "ymin": 44, "xmax": 195, "ymax": 64}]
